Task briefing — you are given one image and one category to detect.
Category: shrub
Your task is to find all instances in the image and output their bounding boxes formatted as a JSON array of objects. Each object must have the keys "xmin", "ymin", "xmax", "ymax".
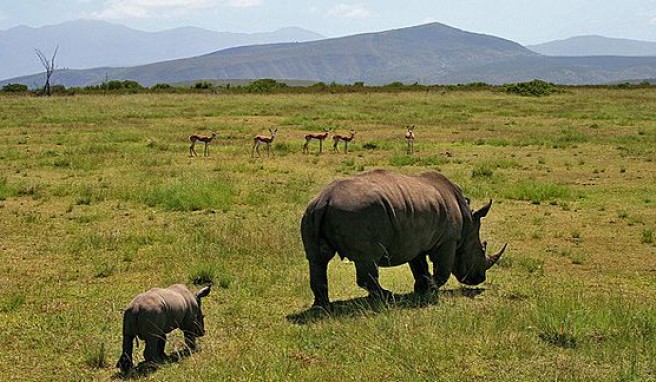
[
  {"xmin": 194, "ymin": 81, "xmax": 213, "ymax": 89},
  {"xmin": 96, "ymin": 80, "xmax": 143, "ymax": 92},
  {"xmin": 504, "ymin": 79, "xmax": 556, "ymax": 97},
  {"xmin": 2, "ymin": 83, "xmax": 28, "ymax": 92},
  {"xmin": 310, "ymin": 82, "xmax": 327, "ymax": 90},
  {"xmin": 151, "ymin": 83, "xmax": 172, "ymax": 90},
  {"xmin": 247, "ymin": 78, "xmax": 287, "ymax": 93},
  {"xmin": 121, "ymin": 80, "xmax": 142, "ymax": 89},
  {"xmin": 103, "ymin": 80, "xmax": 126, "ymax": 90},
  {"xmin": 50, "ymin": 84, "xmax": 67, "ymax": 94}
]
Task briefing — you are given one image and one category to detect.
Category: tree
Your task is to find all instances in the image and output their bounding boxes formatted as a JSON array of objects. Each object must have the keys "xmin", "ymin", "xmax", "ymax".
[{"xmin": 35, "ymin": 45, "xmax": 59, "ymax": 96}]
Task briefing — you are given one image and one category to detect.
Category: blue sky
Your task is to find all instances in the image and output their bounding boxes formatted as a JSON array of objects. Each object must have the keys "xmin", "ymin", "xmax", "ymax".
[{"xmin": 1, "ymin": 1, "xmax": 656, "ymax": 44}]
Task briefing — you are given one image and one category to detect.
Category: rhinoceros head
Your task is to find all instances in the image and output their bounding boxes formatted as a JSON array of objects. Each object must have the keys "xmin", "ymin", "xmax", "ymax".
[
  {"xmin": 452, "ymin": 200, "xmax": 507, "ymax": 285},
  {"xmin": 189, "ymin": 285, "xmax": 212, "ymax": 337}
]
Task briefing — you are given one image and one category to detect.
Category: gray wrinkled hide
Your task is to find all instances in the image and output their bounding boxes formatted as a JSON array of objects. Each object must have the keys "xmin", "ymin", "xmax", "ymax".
[
  {"xmin": 301, "ymin": 169, "xmax": 500, "ymax": 307},
  {"xmin": 116, "ymin": 284, "xmax": 210, "ymax": 373}
]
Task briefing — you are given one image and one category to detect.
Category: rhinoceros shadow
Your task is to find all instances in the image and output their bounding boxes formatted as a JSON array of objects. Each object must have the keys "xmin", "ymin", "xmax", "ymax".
[
  {"xmin": 286, "ymin": 288, "xmax": 486, "ymax": 325},
  {"xmin": 112, "ymin": 348, "xmax": 194, "ymax": 380}
]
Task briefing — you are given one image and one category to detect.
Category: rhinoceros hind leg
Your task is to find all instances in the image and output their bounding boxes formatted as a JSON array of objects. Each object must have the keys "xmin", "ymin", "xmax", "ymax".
[
  {"xmin": 355, "ymin": 260, "xmax": 392, "ymax": 301},
  {"xmin": 309, "ymin": 251, "xmax": 334, "ymax": 308},
  {"xmin": 143, "ymin": 335, "xmax": 166, "ymax": 364},
  {"xmin": 116, "ymin": 334, "xmax": 134, "ymax": 373},
  {"xmin": 409, "ymin": 256, "xmax": 435, "ymax": 294}
]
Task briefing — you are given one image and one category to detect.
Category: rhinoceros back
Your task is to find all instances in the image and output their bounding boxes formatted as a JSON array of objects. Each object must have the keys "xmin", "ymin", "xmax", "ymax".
[
  {"xmin": 126, "ymin": 286, "xmax": 195, "ymax": 337},
  {"xmin": 311, "ymin": 170, "xmax": 466, "ymax": 266}
]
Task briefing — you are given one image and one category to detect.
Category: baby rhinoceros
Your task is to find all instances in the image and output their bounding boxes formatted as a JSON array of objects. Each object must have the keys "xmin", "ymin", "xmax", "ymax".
[{"xmin": 116, "ymin": 283, "xmax": 211, "ymax": 373}]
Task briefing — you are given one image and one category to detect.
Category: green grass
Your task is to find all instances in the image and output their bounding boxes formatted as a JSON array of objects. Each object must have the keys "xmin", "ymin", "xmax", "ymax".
[
  {"xmin": 504, "ymin": 180, "xmax": 574, "ymax": 204},
  {"xmin": 139, "ymin": 178, "xmax": 235, "ymax": 212},
  {"xmin": 84, "ymin": 342, "xmax": 109, "ymax": 369},
  {"xmin": 0, "ymin": 292, "xmax": 26, "ymax": 313},
  {"xmin": 0, "ymin": 89, "xmax": 655, "ymax": 380}
]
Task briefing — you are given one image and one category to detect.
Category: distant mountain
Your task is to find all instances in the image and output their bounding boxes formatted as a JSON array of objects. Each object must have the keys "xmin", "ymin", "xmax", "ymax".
[
  {"xmin": 5, "ymin": 23, "xmax": 656, "ymax": 87},
  {"xmin": 1, "ymin": 23, "xmax": 537, "ymax": 87},
  {"xmin": 0, "ymin": 20, "xmax": 324, "ymax": 80},
  {"xmin": 527, "ymin": 35, "xmax": 656, "ymax": 56}
]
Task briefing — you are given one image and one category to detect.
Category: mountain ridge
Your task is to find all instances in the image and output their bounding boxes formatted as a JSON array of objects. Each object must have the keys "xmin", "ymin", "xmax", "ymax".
[
  {"xmin": 528, "ymin": 35, "xmax": 656, "ymax": 56},
  {"xmin": 4, "ymin": 22, "xmax": 656, "ymax": 87},
  {"xmin": 0, "ymin": 20, "xmax": 325, "ymax": 80}
]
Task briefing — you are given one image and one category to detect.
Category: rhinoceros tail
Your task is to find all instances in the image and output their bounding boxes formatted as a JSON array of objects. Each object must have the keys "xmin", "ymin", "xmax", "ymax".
[{"xmin": 301, "ymin": 195, "xmax": 330, "ymax": 262}]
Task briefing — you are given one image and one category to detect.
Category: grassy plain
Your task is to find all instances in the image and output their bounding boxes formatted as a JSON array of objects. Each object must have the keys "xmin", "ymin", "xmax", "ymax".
[{"xmin": 0, "ymin": 88, "xmax": 655, "ymax": 381}]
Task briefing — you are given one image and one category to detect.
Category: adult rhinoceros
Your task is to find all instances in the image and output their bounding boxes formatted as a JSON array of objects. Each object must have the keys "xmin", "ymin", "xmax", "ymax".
[{"xmin": 301, "ymin": 169, "xmax": 506, "ymax": 307}]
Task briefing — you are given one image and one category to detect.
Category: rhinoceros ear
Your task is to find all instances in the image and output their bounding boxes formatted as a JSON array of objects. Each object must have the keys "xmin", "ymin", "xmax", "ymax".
[
  {"xmin": 196, "ymin": 284, "xmax": 211, "ymax": 299},
  {"xmin": 473, "ymin": 199, "xmax": 493, "ymax": 219}
]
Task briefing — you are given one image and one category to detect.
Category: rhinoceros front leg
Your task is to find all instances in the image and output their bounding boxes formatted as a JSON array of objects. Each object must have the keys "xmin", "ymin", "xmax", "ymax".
[
  {"xmin": 157, "ymin": 337, "xmax": 167, "ymax": 360},
  {"xmin": 355, "ymin": 260, "xmax": 392, "ymax": 301},
  {"xmin": 143, "ymin": 335, "xmax": 166, "ymax": 365},
  {"xmin": 184, "ymin": 332, "xmax": 197, "ymax": 351},
  {"xmin": 429, "ymin": 242, "xmax": 456, "ymax": 288},
  {"xmin": 409, "ymin": 255, "xmax": 435, "ymax": 294}
]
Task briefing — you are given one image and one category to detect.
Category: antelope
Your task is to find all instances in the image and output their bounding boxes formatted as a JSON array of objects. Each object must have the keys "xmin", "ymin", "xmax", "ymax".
[
  {"xmin": 332, "ymin": 130, "xmax": 356, "ymax": 153},
  {"xmin": 189, "ymin": 131, "xmax": 218, "ymax": 157},
  {"xmin": 302, "ymin": 129, "xmax": 330, "ymax": 154},
  {"xmin": 252, "ymin": 128, "xmax": 278, "ymax": 157},
  {"xmin": 405, "ymin": 125, "xmax": 415, "ymax": 154}
]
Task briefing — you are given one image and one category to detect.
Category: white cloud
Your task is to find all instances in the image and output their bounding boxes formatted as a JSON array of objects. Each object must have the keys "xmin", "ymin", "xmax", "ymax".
[
  {"xmin": 89, "ymin": 0, "xmax": 260, "ymax": 20},
  {"xmin": 328, "ymin": 3, "xmax": 371, "ymax": 19},
  {"xmin": 227, "ymin": 0, "xmax": 263, "ymax": 7}
]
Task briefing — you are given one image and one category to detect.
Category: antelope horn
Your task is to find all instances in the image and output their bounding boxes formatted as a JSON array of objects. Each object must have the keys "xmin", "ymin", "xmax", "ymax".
[{"xmin": 486, "ymin": 243, "xmax": 507, "ymax": 269}]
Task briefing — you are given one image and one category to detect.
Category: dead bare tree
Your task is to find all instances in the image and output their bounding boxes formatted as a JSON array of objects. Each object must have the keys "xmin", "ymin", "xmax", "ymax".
[{"xmin": 35, "ymin": 45, "xmax": 59, "ymax": 96}]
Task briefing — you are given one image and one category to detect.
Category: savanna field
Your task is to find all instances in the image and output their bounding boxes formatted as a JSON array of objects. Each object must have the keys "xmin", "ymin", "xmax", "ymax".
[{"xmin": 0, "ymin": 88, "xmax": 655, "ymax": 381}]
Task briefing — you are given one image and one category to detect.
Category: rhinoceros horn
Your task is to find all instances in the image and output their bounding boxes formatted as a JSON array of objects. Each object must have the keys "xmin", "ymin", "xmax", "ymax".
[{"xmin": 486, "ymin": 243, "xmax": 507, "ymax": 269}]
